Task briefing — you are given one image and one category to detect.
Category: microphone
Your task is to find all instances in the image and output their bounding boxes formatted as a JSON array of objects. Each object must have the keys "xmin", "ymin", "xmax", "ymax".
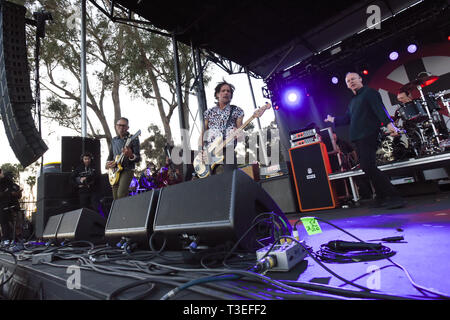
[{"xmin": 327, "ymin": 240, "xmax": 382, "ymax": 251}]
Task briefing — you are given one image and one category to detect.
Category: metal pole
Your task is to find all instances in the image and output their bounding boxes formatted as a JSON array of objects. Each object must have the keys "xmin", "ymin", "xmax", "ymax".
[
  {"xmin": 35, "ymin": 32, "xmax": 43, "ymax": 173},
  {"xmin": 246, "ymin": 70, "xmax": 269, "ymax": 166},
  {"xmin": 194, "ymin": 47, "xmax": 207, "ymax": 129},
  {"xmin": 80, "ymin": 0, "xmax": 87, "ymax": 152},
  {"xmin": 172, "ymin": 33, "xmax": 190, "ymax": 172}
]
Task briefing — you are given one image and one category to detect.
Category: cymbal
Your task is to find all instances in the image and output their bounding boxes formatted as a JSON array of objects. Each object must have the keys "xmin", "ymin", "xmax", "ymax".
[{"xmin": 401, "ymin": 75, "xmax": 439, "ymax": 90}]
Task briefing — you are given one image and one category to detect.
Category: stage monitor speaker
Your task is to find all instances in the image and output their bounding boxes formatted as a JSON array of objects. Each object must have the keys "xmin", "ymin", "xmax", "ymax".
[
  {"xmin": 260, "ymin": 174, "xmax": 299, "ymax": 214},
  {"xmin": 153, "ymin": 169, "xmax": 292, "ymax": 251},
  {"xmin": 42, "ymin": 213, "xmax": 63, "ymax": 241},
  {"xmin": 104, "ymin": 190, "xmax": 159, "ymax": 249},
  {"xmin": 0, "ymin": 2, "xmax": 48, "ymax": 167},
  {"xmin": 61, "ymin": 136, "xmax": 101, "ymax": 173},
  {"xmin": 35, "ymin": 197, "xmax": 79, "ymax": 239},
  {"xmin": 289, "ymin": 142, "xmax": 336, "ymax": 212},
  {"xmin": 56, "ymin": 208, "xmax": 106, "ymax": 244}
]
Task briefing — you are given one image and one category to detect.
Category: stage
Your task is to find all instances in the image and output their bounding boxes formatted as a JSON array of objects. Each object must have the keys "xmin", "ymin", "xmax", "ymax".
[{"xmin": 1, "ymin": 189, "xmax": 449, "ymax": 301}]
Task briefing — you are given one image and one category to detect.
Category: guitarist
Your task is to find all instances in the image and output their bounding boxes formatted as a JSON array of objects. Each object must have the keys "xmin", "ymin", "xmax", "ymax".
[
  {"xmin": 106, "ymin": 117, "xmax": 141, "ymax": 199},
  {"xmin": 200, "ymin": 81, "xmax": 244, "ymax": 175}
]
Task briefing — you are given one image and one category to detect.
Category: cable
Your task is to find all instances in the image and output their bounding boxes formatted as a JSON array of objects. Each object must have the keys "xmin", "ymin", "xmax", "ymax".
[
  {"xmin": 0, "ymin": 249, "xmax": 18, "ymax": 289},
  {"xmin": 294, "ymin": 216, "xmax": 450, "ymax": 299}
]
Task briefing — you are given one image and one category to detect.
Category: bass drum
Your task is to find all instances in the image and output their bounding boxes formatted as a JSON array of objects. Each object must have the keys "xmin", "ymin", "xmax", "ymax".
[{"xmin": 376, "ymin": 130, "xmax": 410, "ymax": 165}]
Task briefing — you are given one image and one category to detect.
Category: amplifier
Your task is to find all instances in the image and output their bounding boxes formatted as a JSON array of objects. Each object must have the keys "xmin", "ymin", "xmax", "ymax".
[
  {"xmin": 290, "ymin": 136, "xmax": 319, "ymax": 148},
  {"xmin": 289, "ymin": 142, "xmax": 336, "ymax": 212},
  {"xmin": 290, "ymin": 128, "xmax": 317, "ymax": 142}
]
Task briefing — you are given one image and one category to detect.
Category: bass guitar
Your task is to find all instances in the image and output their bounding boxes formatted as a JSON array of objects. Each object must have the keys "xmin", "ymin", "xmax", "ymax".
[
  {"xmin": 193, "ymin": 103, "xmax": 271, "ymax": 178},
  {"xmin": 108, "ymin": 130, "xmax": 141, "ymax": 185}
]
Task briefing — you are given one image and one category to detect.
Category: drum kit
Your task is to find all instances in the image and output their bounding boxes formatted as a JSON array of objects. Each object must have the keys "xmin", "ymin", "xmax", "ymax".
[{"xmin": 376, "ymin": 74, "xmax": 450, "ymax": 165}]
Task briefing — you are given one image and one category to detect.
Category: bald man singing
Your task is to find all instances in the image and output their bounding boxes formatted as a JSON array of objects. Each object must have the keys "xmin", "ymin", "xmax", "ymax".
[{"xmin": 325, "ymin": 72, "xmax": 406, "ymax": 209}]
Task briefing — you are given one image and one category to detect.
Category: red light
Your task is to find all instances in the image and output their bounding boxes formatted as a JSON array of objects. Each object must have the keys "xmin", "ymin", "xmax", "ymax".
[
  {"xmin": 448, "ymin": 35, "xmax": 450, "ymax": 41},
  {"xmin": 363, "ymin": 70, "xmax": 369, "ymax": 75},
  {"xmin": 275, "ymin": 105, "xmax": 280, "ymax": 110},
  {"xmin": 421, "ymin": 77, "xmax": 439, "ymax": 87}
]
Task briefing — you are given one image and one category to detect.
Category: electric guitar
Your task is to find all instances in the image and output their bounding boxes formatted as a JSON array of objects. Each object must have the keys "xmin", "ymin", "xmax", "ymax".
[
  {"xmin": 108, "ymin": 130, "xmax": 141, "ymax": 185},
  {"xmin": 193, "ymin": 103, "xmax": 271, "ymax": 178}
]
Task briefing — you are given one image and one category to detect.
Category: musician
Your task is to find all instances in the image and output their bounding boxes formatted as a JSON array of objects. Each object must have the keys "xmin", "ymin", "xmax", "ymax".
[
  {"xmin": 106, "ymin": 117, "xmax": 141, "ymax": 199},
  {"xmin": 325, "ymin": 72, "xmax": 406, "ymax": 209},
  {"xmin": 200, "ymin": 81, "xmax": 244, "ymax": 174},
  {"xmin": 397, "ymin": 89, "xmax": 413, "ymax": 104},
  {"xmin": 0, "ymin": 169, "xmax": 22, "ymax": 246},
  {"xmin": 71, "ymin": 152, "xmax": 99, "ymax": 211}
]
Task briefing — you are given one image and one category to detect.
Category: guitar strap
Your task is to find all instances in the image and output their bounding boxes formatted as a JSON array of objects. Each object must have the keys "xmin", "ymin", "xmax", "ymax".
[{"xmin": 223, "ymin": 105, "xmax": 236, "ymax": 140}]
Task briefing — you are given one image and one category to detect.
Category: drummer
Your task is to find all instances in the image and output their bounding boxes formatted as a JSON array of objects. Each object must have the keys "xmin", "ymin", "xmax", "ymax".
[{"xmin": 397, "ymin": 89, "xmax": 413, "ymax": 104}]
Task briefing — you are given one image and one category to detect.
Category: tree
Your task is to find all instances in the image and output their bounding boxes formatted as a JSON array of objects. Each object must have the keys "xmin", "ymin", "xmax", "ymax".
[
  {"xmin": 24, "ymin": 0, "xmax": 209, "ymax": 150},
  {"xmin": 140, "ymin": 124, "xmax": 169, "ymax": 168}
]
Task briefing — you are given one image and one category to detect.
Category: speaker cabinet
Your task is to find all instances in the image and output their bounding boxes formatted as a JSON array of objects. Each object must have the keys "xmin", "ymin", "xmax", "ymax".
[
  {"xmin": 61, "ymin": 136, "xmax": 101, "ymax": 173},
  {"xmin": 35, "ymin": 198, "xmax": 79, "ymax": 239},
  {"xmin": 260, "ymin": 174, "xmax": 299, "ymax": 214},
  {"xmin": 153, "ymin": 169, "xmax": 291, "ymax": 251},
  {"xmin": 35, "ymin": 172, "xmax": 77, "ymax": 238},
  {"xmin": 42, "ymin": 213, "xmax": 64, "ymax": 241},
  {"xmin": 0, "ymin": 2, "xmax": 48, "ymax": 167},
  {"xmin": 105, "ymin": 190, "xmax": 159, "ymax": 248},
  {"xmin": 56, "ymin": 208, "xmax": 106, "ymax": 244},
  {"xmin": 289, "ymin": 142, "xmax": 336, "ymax": 212}
]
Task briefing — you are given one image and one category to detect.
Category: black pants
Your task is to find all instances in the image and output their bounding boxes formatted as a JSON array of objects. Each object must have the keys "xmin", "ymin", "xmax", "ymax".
[
  {"xmin": 79, "ymin": 191, "xmax": 99, "ymax": 211},
  {"xmin": 354, "ymin": 133, "xmax": 399, "ymax": 200},
  {"xmin": 0, "ymin": 209, "xmax": 13, "ymax": 241}
]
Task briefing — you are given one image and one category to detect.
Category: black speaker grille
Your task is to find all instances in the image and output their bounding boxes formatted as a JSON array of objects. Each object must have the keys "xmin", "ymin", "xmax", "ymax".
[
  {"xmin": 289, "ymin": 143, "xmax": 335, "ymax": 211},
  {"xmin": 106, "ymin": 190, "xmax": 158, "ymax": 232},
  {"xmin": 154, "ymin": 173, "xmax": 233, "ymax": 228},
  {"xmin": 0, "ymin": 2, "xmax": 48, "ymax": 167},
  {"xmin": 42, "ymin": 214, "xmax": 63, "ymax": 240}
]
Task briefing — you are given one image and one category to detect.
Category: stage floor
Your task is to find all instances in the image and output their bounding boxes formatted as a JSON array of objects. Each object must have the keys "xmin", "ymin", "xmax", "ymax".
[{"xmin": 1, "ymin": 189, "xmax": 449, "ymax": 301}]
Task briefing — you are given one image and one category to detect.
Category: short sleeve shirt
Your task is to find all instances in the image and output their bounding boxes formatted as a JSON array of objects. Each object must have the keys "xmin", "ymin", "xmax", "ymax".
[{"xmin": 203, "ymin": 104, "xmax": 244, "ymax": 146}]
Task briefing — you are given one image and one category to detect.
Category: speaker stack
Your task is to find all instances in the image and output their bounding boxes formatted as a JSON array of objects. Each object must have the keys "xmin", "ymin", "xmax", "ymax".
[
  {"xmin": 35, "ymin": 172, "xmax": 78, "ymax": 238},
  {"xmin": 61, "ymin": 136, "xmax": 101, "ymax": 174},
  {"xmin": 289, "ymin": 142, "xmax": 337, "ymax": 212},
  {"xmin": 0, "ymin": 2, "xmax": 48, "ymax": 167}
]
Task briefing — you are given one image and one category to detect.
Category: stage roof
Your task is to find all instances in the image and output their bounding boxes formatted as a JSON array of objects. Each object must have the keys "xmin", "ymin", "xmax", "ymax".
[{"xmin": 113, "ymin": 0, "xmax": 427, "ymax": 78}]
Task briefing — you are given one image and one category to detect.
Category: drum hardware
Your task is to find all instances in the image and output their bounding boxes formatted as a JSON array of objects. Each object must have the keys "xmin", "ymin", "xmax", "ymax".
[
  {"xmin": 416, "ymin": 84, "xmax": 440, "ymax": 144},
  {"xmin": 435, "ymin": 90, "xmax": 450, "ymax": 117}
]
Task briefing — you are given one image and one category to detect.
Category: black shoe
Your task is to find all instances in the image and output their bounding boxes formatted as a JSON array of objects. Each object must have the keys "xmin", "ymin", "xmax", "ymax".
[{"xmin": 382, "ymin": 197, "xmax": 407, "ymax": 210}]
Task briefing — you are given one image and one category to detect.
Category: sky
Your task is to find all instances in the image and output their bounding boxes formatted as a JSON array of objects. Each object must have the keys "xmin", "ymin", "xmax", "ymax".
[{"xmin": 0, "ymin": 64, "xmax": 275, "ymax": 177}]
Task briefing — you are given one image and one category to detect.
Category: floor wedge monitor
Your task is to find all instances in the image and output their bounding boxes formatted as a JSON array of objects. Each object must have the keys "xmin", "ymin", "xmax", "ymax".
[
  {"xmin": 104, "ymin": 190, "xmax": 159, "ymax": 249},
  {"xmin": 153, "ymin": 169, "xmax": 292, "ymax": 251}
]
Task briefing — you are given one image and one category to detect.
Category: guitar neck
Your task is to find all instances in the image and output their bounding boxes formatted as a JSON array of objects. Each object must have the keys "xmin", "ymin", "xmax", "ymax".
[{"xmin": 218, "ymin": 114, "xmax": 256, "ymax": 150}]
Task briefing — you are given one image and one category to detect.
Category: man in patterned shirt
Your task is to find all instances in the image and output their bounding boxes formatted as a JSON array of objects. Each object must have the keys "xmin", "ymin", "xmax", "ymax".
[{"xmin": 200, "ymin": 81, "xmax": 244, "ymax": 175}]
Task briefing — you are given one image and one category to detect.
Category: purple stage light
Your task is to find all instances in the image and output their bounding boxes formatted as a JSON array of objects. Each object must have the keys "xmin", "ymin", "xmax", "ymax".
[
  {"xmin": 407, "ymin": 44, "xmax": 418, "ymax": 54},
  {"xmin": 282, "ymin": 88, "xmax": 302, "ymax": 107},
  {"xmin": 331, "ymin": 77, "xmax": 339, "ymax": 84},
  {"xmin": 389, "ymin": 51, "xmax": 399, "ymax": 61}
]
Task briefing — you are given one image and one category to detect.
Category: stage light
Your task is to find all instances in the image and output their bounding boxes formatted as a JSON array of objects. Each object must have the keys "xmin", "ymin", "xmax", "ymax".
[
  {"xmin": 282, "ymin": 88, "xmax": 302, "ymax": 107},
  {"xmin": 331, "ymin": 77, "xmax": 339, "ymax": 84},
  {"xmin": 362, "ymin": 70, "xmax": 369, "ymax": 75},
  {"xmin": 407, "ymin": 44, "xmax": 418, "ymax": 54},
  {"xmin": 274, "ymin": 105, "xmax": 280, "ymax": 110},
  {"xmin": 287, "ymin": 92, "xmax": 299, "ymax": 102},
  {"xmin": 389, "ymin": 51, "xmax": 399, "ymax": 61}
]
